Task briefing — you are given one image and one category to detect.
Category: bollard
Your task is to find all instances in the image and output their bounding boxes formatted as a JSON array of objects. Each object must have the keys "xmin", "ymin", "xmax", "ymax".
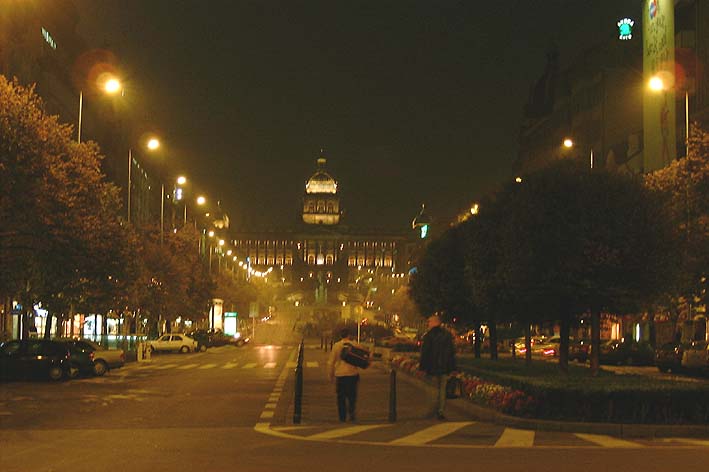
[
  {"xmin": 293, "ymin": 339, "xmax": 305, "ymax": 424},
  {"xmin": 388, "ymin": 368, "xmax": 397, "ymax": 422}
]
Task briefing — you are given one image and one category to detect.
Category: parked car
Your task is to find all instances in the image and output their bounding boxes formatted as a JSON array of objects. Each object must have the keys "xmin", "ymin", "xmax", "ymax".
[
  {"xmin": 655, "ymin": 341, "xmax": 689, "ymax": 373},
  {"xmin": 377, "ymin": 335, "xmax": 418, "ymax": 351},
  {"xmin": 681, "ymin": 341, "xmax": 709, "ymax": 373},
  {"xmin": 61, "ymin": 339, "xmax": 125, "ymax": 376},
  {"xmin": 513, "ymin": 336, "xmax": 545, "ymax": 356},
  {"xmin": 185, "ymin": 330, "xmax": 211, "ymax": 352},
  {"xmin": 148, "ymin": 334, "xmax": 198, "ymax": 353},
  {"xmin": 598, "ymin": 339, "xmax": 655, "ymax": 366},
  {"xmin": 0, "ymin": 339, "xmax": 77, "ymax": 381},
  {"xmin": 534, "ymin": 336, "xmax": 561, "ymax": 357},
  {"xmin": 187, "ymin": 330, "xmax": 250, "ymax": 350},
  {"xmin": 569, "ymin": 339, "xmax": 590, "ymax": 363}
]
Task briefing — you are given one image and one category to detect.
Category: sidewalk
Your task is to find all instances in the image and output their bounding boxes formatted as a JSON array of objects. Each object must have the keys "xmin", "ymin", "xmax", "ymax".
[{"xmin": 272, "ymin": 344, "xmax": 467, "ymax": 426}]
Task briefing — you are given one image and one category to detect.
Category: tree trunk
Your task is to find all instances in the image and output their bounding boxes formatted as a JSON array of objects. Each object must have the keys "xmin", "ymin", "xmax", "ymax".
[
  {"xmin": 590, "ymin": 309, "xmax": 601, "ymax": 376},
  {"xmin": 489, "ymin": 321, "xmax": 498, "ymax": 360},
  {"xmin": 43, "ymin": 312, "xmax": 52, "ymax": 339},
  {"xmin": 559, "ymin": 316, "xmax": 570, "ymax": 374},
  {"xmin": 525, "ymin": 323, "xmax": 532, "ymax": 367},
  {"xmin": 473, "ymin": 321, "xmax": 481, "ymax": 359},
  {"xmin": 3, "ymin": 296, "xmax": 11, "ymax": 337}
]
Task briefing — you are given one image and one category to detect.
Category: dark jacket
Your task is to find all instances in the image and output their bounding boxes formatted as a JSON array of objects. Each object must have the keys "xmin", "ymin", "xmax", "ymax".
[{"xmin": 418, "ymin": 326, "xmax": 456, "ymax": 375}]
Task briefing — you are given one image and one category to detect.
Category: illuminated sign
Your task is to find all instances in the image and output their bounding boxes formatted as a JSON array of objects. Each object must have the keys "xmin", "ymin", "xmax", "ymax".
[
  {"xmin": 41, "ymin": 27, "xmax": 57, "ymax": 50},
  {"xmin": 617, "ymin": 18, "xmax": 634, "ymax": 40},
  {"xmin": 420, "ymin": 224, "xmax": 428, "ymax": 239}
]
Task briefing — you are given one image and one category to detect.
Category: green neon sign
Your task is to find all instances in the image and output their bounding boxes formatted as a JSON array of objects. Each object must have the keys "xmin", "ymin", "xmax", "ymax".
[{"xmin": 617, "ymin": 18, "xmax": 634, "ymax": 40}]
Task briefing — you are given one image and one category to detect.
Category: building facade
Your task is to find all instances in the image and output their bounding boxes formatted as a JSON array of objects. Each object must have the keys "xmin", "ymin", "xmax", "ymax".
[{"xmin": 231, "ymin": 157, "xmax": 411, "ymax": 318}]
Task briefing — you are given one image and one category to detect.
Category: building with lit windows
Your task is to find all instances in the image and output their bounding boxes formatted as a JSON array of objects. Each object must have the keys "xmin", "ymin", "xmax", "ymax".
[{"xmin": 231, "ymin": 156, "xmax": 411, "ymax": 315}]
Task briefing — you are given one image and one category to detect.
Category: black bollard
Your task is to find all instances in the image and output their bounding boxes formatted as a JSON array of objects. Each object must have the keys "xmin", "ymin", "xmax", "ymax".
[
  {"xmin": 388, "ymin": 368, "xmax": 397, "ymax": 422},
  {"xmin": 293, "ymin": 339, "xmax": 304, "ymax": 424}
]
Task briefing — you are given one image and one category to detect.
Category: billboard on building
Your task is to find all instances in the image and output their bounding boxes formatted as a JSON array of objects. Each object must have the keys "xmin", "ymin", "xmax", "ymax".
[{"xmin": 643, "ymin": 0, "xmax": 676, "ymax": 171}]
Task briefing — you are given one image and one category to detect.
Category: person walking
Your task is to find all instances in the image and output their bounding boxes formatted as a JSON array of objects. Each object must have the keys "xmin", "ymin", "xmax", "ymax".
[
  {"xmin": 328, "ymin": 327, "xmax": 362, "ymax": 422},
  {"xmin": 418, "ymin": 314, "xmax": 457, "ymax": 420}
]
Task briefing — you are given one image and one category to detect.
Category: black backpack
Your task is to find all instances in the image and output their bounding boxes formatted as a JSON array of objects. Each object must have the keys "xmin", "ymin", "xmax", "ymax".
[{"xmin": 340, "ymin": 342, "xmax": 370, "ymax": 369}]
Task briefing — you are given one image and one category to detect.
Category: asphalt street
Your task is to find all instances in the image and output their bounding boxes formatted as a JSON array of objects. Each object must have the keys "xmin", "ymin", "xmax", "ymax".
[{"xmin": 2, "ymin": 315, "xmax": 709, "ymax": 471}]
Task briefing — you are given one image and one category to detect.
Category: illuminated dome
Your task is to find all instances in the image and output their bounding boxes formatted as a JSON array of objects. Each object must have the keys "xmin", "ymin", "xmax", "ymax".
[{"xmin": 306, "ymin": 158, "xmax": 337, "ymax": 194}]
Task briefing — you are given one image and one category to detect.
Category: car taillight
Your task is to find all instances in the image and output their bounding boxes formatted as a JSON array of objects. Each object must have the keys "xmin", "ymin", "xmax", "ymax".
[{"xmin": 543, "ymin": 348, "xmax": 556, "ymax": 356}]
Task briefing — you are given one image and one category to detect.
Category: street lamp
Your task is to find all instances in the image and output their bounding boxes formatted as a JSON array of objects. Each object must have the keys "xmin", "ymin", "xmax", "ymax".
[
  {"xmin": 562, "ymin": 137, "xmax": 594, "ymax": 169},
  {"xmin": 127, "ymin": 136, "xmax": 161, "ymax": 225},
  {"xmin": 77, "ymin": 75, "xmax": 121, "ymax": 143},
  {"xmin": 648, "ymin": 74, "xmax": 690, "ymax": 149}
]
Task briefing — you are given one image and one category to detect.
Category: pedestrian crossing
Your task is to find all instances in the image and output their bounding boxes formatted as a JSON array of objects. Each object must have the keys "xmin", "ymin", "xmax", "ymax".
[{"xmin": 259, "ymin": 422, "xmax": 709, "ymax": 449}]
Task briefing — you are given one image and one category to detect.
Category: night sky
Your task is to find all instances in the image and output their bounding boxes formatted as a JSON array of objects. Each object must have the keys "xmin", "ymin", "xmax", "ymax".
[{"xmin": 73, "ymin": 0, "xmax": 641, "ymax": 233}]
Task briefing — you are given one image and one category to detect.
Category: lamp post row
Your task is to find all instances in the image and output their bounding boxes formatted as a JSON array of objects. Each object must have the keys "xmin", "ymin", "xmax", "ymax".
[
  {"xmin": 562, "ymin": 73, "xmax": 691, "ymax": 169},
  {"xmin": 75, "ymin": 76, "xmax": 207, "ymax": 239}
]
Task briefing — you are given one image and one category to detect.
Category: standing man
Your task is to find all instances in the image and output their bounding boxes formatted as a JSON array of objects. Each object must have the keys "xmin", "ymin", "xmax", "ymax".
[
  {"xmin": 328, "ymin": 327, "xmax": 361, "ymax": 422},
  {"xmin": 418, "ymin": 314, "xmax": 456, "ymax": 420}
]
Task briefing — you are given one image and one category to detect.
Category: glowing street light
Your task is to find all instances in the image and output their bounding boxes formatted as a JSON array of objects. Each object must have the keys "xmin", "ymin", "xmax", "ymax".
[
  {"xmin": 176, "ymin": 176, "xmax": 187, "ymax": 185},
  {"xmin": 515, "ymin": 176, "xmax": 523, "ymax": 183},
  {"xmin": 648, "ymin": 74, "xmax": 690, "ymax": 148},
  {"xmin": 78, "ymin": 74, "xmax": 121, "ymax": 143},
  {"xmin": 208, "ymin": 230, "xmax": 215, "ymax": 238},
  {"xmin": 563, "ymin": 138, "xmax": 574, "ymax": 148},
  {"xmin": 218, "ymin": 239, "xmax": 225, "ymax": 246},
  {"xmin": 196, "ymin": 195, "xmax": 206, "ymax": 206},
  {"xmin": 648, "ymin": 75, "xmax": 665, "ymax": 92},
  {"xmin": 104, "ymin": 78, "xmax": 121, "ymax": 94},
  {"xmin": 147, "ymin": 137, "xmax": 160, "ymax": 150}
]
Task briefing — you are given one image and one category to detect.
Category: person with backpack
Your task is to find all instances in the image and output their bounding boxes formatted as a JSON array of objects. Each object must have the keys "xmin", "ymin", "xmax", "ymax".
[
  {"xmin": 418, "ymin": 314, "xmax": 457, "ymax": 420},
  {"xmin": 328, "ymin": 327, "xmax": 367, "ymax": 422}
]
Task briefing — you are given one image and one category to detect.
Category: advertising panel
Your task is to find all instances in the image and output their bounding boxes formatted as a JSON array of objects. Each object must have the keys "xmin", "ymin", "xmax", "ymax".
[{"xmin": 643, "ymin": 0, "xmax": 676, "ymax": 171}]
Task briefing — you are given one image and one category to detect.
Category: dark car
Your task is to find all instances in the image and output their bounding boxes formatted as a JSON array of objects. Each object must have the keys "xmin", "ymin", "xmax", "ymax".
[
  {"xmin": 60, "ymin": 339, "xmax": 126, "ymax": 376},
  {"xmin": 655, "ymin": 341, "xmax": 689, "ymax": 373},
  {"xmin": 187, "ymin": 330, "xmax": 249, "ymax": 350},
  {"xmin": 569, "ymin": 339, "xmax": 590, "ymax": 363},
  {"xmin": 0, "ymin": 339, "xmax": 77, "ymax": 381},
  {"xmin": 186, "ymin": 330, "xmax": 211, "ymax": 352},
  {"xmin": 599, "ymin": 339, "xmax": 655, "ymax": 366}
]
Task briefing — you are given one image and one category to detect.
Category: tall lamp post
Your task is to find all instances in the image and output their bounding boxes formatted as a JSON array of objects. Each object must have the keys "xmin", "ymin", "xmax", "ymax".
[
  {"xmin": 128, "ymin": 136, "xmax": 161, "ymax": 224},
  {"xmin": 649, "ymin": 75, "xmax": 690, "ymax": 151},
  {"xmin": 562, "ymin": 138, "xmax": 594, "ymax": 169},
  {"xmin": 77, "ymin": 76, "xmax": 121, "ymax": 143}
]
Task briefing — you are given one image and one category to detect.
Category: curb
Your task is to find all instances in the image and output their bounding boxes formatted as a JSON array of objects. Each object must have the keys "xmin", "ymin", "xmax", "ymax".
[{"xmin": 387, "ymin": 364, "xmax": 709, "ymax": 439}]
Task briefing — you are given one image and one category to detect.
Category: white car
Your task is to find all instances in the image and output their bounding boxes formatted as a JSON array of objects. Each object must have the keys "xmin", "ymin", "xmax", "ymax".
[{"xmin": 149, "ymin": 334, "xmax": 198, "ymax": 353}]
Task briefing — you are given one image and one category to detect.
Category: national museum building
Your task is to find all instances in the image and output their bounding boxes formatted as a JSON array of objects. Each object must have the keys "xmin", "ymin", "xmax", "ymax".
[{"xmin": 230, "ymin": 157, "xmax": 411, "ymax": 304}]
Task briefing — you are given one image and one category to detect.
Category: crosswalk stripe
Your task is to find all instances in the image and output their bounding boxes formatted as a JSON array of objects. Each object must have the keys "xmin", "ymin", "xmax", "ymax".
[
  {"xmin": 575, "ymin": 434, "xmax": 643, "ymax": 448},
  {"xmin": 222, "ymin": 362, "xmax": 238, "ymax": 369},
  {"xmin": 243, "ymin": 363, "xmax": 257, "ymax": 369},
  {"xmin": 198, "ymin": 363, "xmax": 217, "ymax": 369},
  {"xmin": 286, "ymin": 361, "xmax": 297, "ymax": 368},
  {"xmin": 260, "ymin": 411, "xmax": 274, "ymax": 419},
  {"xmin": 308, "ymin": 424, "xmax": 390, "ymax": 440},
  {"xmin": 306, "ymin": 361, "xmax": 319, "ymax": 368},
  {"xmin": 264, "ymin": 362, "xmax": 277, "ymax": 369},
  {"xmin": 389, "ymin": 422, "xmax": 474, "ymax": 445},
  {"xmin": 177, "ymin": 363, "xmax": 199, "ymax": 370},
  {"xmin": 494, "ymin": 428, "xmax": 535, "ymax": 447},
  {"xmin": 154, "ymin": 363, "xmax": 178, "ymax": 370},
  {"xmin": 663, "ymin": 438, "xmax": 709, "ymax": 447}
]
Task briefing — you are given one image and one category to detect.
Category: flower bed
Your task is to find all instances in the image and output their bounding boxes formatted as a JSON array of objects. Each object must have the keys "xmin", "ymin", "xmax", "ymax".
[
  {"xmin": 391, "ymin": 355, "xmax": 538, "ymax": 416},
  {"xmin": 393, "ymin": 355, "xmax": 709, "ymax": 424}
]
